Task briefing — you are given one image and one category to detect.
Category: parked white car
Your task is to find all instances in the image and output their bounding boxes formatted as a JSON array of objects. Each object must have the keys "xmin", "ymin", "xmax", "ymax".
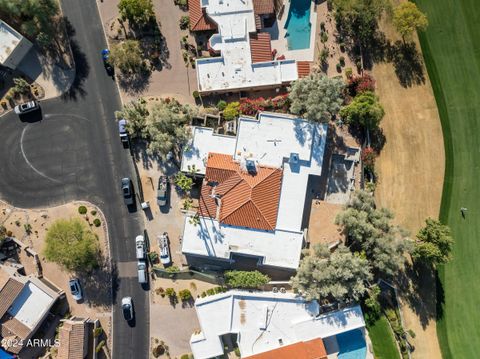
[
  {"xmin": 135, "ymin": 235, "xmax": 145, "ymax": 260},
  {"xmin": 159, "ymin": 232, "xmax": 171, "ymax": 265},
  {"xmin": 14, "ymin": 100, "xmax": 39, "ymax": 115},
  {"xmin": 69, "ymin": 278, "xmax": 83, "ymax": 301},
  {"xmin": 137, "ymin": 260, "xmax": 147, "ymax": 284}
]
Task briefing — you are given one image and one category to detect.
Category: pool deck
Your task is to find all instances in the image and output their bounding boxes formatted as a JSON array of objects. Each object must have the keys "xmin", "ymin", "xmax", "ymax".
[{"xmin": 261, "ymin": 0, "xmax": 317, "ymax": 61}]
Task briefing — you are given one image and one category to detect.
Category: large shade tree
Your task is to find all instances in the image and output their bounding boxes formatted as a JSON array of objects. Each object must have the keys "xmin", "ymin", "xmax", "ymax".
[
  {"xmin": 292, "ymin": 244, "xmax": 372, "ymax": 302},
  {"xmin": 333, "ymin": 0, "xmax": 390, "ymax": 49},
  {"xmin": 335, "ymin": 190, "xmax": 410, "ymax": 277},
  {"xmin": 43, "ymin": 219, "xmax": 100, "ymax": 272},
  {"xmin": 118, "ymin": 0, "xmax": 155, "ymax": 27},
  {"xmin": 340, "ymin": 91, "xmax": 384, "ymax": 130},
  {"xmin": 109, "ymin": 40, "xmax": 144, "ymax": 74},
  {"xmin": 393, "ymin": 1, "xmax": 428, "ymax": 41},
  {"xmin": 289, "ymin": 72, "xmax": 345, "ymax": 123},
  {"xmin": 413, "ymin": 218, "xmax": 454, "ymax": 266}
]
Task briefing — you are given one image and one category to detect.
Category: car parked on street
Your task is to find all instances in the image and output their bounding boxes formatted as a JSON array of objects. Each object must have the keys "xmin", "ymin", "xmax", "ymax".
[
  {"xmin": 156, "ymin": 175, "xmax": 169, "ymax": 207},
  {"xmin": 135, "ymin": 235, "xmax": 145, "ymax": 260},
  {"xmin": 159, "ymin": 232, "xmax": 171, "ymax": 265},
  {"xmin": 69, "ymin": 278, "xmax": 83, "ymax": 301},
  {"xmin": 121, "ymin": 296, "xmax": 134, "ymax": 321},
  {"xmin": 137, "ymin": 260, "xmax": 147, "ymax": 284},
  {"xmin": 121, "ymin": 177, "xmax": 134, "ymax": 206},
  {"xmin": 14, "ymin": 100, "xmax": 39, "ymax": 115},
  {"xmin": 118, "ymin": 118, "xmax": 129, "ymax": 145}
]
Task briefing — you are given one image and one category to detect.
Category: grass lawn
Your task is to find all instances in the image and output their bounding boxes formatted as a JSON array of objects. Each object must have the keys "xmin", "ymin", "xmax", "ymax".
[
  {"xmin": 416, "ymin": 0, "xmax": 480, "ymax": 357},
  {"xmin": 366, "ymin": 315, "xmax": 400, "ymax": 359}
]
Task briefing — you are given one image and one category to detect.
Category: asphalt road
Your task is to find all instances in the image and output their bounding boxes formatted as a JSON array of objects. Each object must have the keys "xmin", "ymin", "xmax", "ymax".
[{"xmin": 0, "ymin": 1, "xmax": 149, "ymax": 358}]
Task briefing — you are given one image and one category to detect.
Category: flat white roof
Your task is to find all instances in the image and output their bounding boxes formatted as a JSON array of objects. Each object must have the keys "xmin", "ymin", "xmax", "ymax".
[
  {"xmin": 181, "ymin": 113, "xmax": 328, "ymax": 268},
  {"xmin": 190, "ymin": 290, "xmax": 365, "ymax": 359},
  {"xmin": 182, "ymin": 216, "xmax": 304, "ymax": 269},
  {"xmin": 181, "ymin": 127, "xmax": 237, "ymax": 174},
  {"xmin": 196, "ymin": 0, "xmax": 298, "ymax": 92},
  {"xmin": 8, "ymin": 282, "xmax": 56, "ymax": 329},
  {"xmin": 0, "ymin": 21, "xmax": 22, "ymax": 64}
]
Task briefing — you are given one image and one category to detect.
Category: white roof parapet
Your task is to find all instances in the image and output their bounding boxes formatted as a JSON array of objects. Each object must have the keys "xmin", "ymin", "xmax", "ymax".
[
  {"xmin": 180, "ymin": 112, "xmax": 328, "ymax": 269},
  {"xmin": 195, "ymin": 0, "xmax": 298, "ymax": 93},
  {"xmin": 190, "ymin": 290, "xmax": 366, "ymax": 359}
]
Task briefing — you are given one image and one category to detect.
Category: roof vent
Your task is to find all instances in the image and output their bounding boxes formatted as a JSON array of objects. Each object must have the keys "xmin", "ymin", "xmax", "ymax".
[
  {"xmin": 278, "ymin": 338, "xmax": 284, "ymax": 346},
  {"xmin": 246, "ymin": 159, "xmax": 256, "ymax": 174},
  {"xmin": 290, "ymin": 153, "xmax": 299, "ymax": 165}
]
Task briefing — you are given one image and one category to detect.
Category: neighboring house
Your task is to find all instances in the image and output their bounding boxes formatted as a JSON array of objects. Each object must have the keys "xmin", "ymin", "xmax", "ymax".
[
  {"xmin": 0, "ymin": 265, "xmax": 61, "ymax": 355},
  {"xmin": 0, "ymin": 20, "xmax": 32, "ymax": 70},
  {"xmin": 188, "ymin": 0, "xmax": 303, "ymax": 94},
  {"xmin": 57, "ymin": 317, "xmax": 89, "ymax": 359},
  {"xmin": 181, "ymin": 112, "xmax": 327, "ymax": 271},
  {"xmin": 189, "ymin": 290, "xmax": 369, "ymax": 359}
]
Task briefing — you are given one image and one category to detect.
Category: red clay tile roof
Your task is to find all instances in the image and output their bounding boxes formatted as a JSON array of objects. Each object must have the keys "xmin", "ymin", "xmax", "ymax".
[
  {"xmin": 200, "ymin": 153, "xmax": 282, "ymax": 231},
  {"xmin": 57, "ymin": 320, "xmax": 87, "ymax": 359},
  {"xmin": 250, "ymin": 33, "xmax": 273, "ymax": 63},
  {"xmin": 188, "ymin": 0, "xmax": 217, "ymax": 31},
  {"xmin": 253, "ymin": 0, "xmax": 275, "ymax": 15},
  {"xmin": 0, "ymin": 278, "xmax": 24, "ymax": 319},
  {"xmin": 244, "ymin": 338, "xmax": 328, "ymax": 359},
  {"xmin": 297, "ymin": 61, "xmax": 312, "ymax": 78}
]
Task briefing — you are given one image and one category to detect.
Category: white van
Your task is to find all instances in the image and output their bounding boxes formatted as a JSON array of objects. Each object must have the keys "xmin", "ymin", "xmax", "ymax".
[
  {"xmin": 137, "ymin": 260, "xmax": 147, "ymax": 284},
  {"xmin": 135, "ymin": 235, "xmax": 145, "ymax": 260}
]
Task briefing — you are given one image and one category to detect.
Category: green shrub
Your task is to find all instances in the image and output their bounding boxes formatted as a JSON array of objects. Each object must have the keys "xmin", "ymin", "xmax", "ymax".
[
  {"xmin": 408, "ymin": 329, "xmax": 416, "ymax": 338},
  {"xmin": 95, "ymin": 340, "xmax": 105, "ymax": 353},
  {"xmin": 385, "ymin": 308, "xmax": 397, "ymax": 323},
  {"xmin": 90, "ymin": 210, "xmax": 97, "ymax": 216},
  {"xmin": 180, "ymin": 355, "xmax": 191, "ymax": 359},
  {"xmin": 217, "ymin": 100, "xmax": 227, "ymax": 111},
  {"xmin": 93, "ymin": 327, "xmax": 103, "ymax": 337},
  {"xmin": 78, "ymin": 206, "xmax": 87, "ymax": 215},
  {"xmin": 321, "ymin": 31, "xmax": 328, "ymax": 43},
  {"xmin": 178, "ymin": 289, "xmax": 192, "ymax": 301},
  {"xmin": 165, "ymin": 288, "xmax": 176, "ymax": 297},
  {"xmin": 201, "ymin": 291, "xmax": 206, "ymax": 297},
  {"xmin": 234, "ymin": 347, "xmax": 241, "ymax": 357},
  {"xmin": 24, "ymin": 223, "xmax": 32, "ymax": 234},
  {"xmin": 345, "ymin": 67, "xmax": 353, "ymax": 78},
  {"xmin": 179, "ymin": 15, "xmax": 190, "ymax": 30},
  {"xmin": 149, "ymin": 251, "xmax": 159, "ymax": 263},
  {"xmin": 165, "ymin": 265, "xmax": 180, "ymax": 273},
  {"xmin": 223, "ymin": 102, "xmax": 240, "ymax": 120},
  {"xmin": 224, "ymin": 270, "xmax": 270, "ymax": 289},
  {"xmin": 206, "ymin": 288, "xmax": 215, "ymax": 296},
  {"xmin": 93, "ymin": 218, "xmax": 101, "ymax": 227},
  {"xmin": 192, "ymin": 90, "xmax": 200, "ymax": 98}
]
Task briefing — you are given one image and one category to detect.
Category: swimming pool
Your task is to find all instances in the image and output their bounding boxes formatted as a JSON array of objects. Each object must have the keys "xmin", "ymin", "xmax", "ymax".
[
  {"xmin": 284, "ymin": 0, "xmax": 312, "ymax": 50},
  {"xmin": 337, "ymin": 329, "xmax": 367, "ymax": 359}
]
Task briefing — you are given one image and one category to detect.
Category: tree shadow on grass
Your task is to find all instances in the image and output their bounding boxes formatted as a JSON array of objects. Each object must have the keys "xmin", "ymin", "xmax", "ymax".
[
  {"xmin": 388, "ymin": 41, "xmax": 426, "ymax": 88},
  {"xmin": 396, "ymin": 261, "xmax": 440, "ymax": 329}
]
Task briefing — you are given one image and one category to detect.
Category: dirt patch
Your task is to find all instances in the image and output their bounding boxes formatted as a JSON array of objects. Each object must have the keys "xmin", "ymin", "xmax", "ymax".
[
  {"xmin": 372, "ymin": 14, "xmax": 444, "ymax": 359},
  {"xmin": 307, "ymin": 201, "xmax": 343, "ymax": 249},
  {"xmin": 0, "ymin": 200, "xmax": 113, "ymax": 350}
]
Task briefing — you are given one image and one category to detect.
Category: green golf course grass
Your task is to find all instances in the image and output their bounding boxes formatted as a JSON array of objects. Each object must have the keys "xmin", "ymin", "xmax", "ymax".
[{"xmin": 416, "ymin": 0, "xmax": 480, "ymax": 357}]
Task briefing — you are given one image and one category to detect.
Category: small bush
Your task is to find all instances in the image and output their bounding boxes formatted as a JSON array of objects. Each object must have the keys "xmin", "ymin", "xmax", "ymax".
[
  {"xmin": 217, "ymin": 100, "xmax": 227, "ymax": 111},
  {"xmin": 223, "ymin": 102, "xmax": 240, "ymax": 120},
  {"xmin": 95, "ymin": 340, "xmax": 105, "ymax": 353},
  {"xmin": 180, "ymin": 355, "xmax": 191, "ymax": 359},
  {"xmin": 179, "ymin": 15, "xmax": 190, "ymax": 30},
  {"xmin": 15, "ymin": 220, "xmax": 20, "ymax": 226},
  {"xmin": 165, "ymin": 266, "xmax": 180, "ymax": 273},
  {"xmin": 24, "ymin": 223, "xmax": 32, "ymax": 234},
  {"xmin": 408, "ymin": 329, "xmax": 416, "ymax": 338},
  {"xmin": 339, "ymin": 56, "xmax": 345, "ymax": 66},
  {"xmin": 224, "ymin": 270, "xmax": 270, "ymax": 289},
  {"xmin": 345, "ymin": 67, "xmax": 353, "ymax": 78},
  {"xmin": 149, "ymin": 251, "xmax": 159, "ymax": 263},
  {"xmin": 192, "ymin": 90, "xmax": 200, "ymax": 98},
  {"xmin": 165, "ymin": 288, "xmax": 176, "ymax": 298},
  {"xmin": 93, "ymin": 327, "xmax": 103, "ymax": 337},
  {"xmin": 234, "ymin": 347, "xmax": 241, "ymax": 357},
  {"xmin": 93, "ymin": 218, "xmax": 101, "ymax": 227},
  {"xmin": 90, "ymin": 210, "xmax": 97, "ymax": 216},
  {"xmin": 201, "ymin": 291, "xmax": 206, "ymax": 297},
  {"xmin": 152, "ymin": 344, "xmax": 166, "ymax": 357},
  {"xmin": 321, "ymin": 31, "xmax": 328, "ymax": 43},
  {"xmin": 179, "ymin": 289, "xmax": 192, "ymax": 301},
  {"xmin": 78, "ymin": 206, "xmax": 87, "ymax": 215}
]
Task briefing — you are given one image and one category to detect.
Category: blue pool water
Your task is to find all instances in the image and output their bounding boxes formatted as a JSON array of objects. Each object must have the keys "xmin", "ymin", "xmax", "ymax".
[
  {"xmin": 337, "ymin": 329, "xmax": 367, "ymax": 359},
  {"xmin": 284, "ymin": 0, "xmax": 312, "ymax": 50}
]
